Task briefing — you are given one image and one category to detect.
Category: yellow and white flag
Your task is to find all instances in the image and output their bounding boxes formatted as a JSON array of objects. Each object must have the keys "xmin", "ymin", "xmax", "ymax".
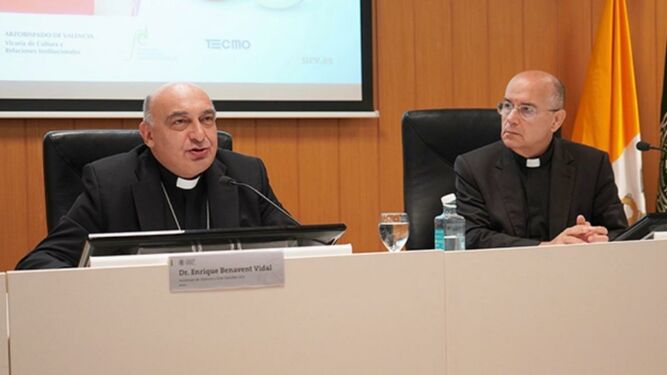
[{"xmin": 571, "ymin": 0, "xmax": 645, "ymax": 223}]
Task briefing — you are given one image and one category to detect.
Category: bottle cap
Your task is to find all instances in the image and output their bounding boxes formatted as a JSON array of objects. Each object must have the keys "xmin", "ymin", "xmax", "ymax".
[{"xmin": 441, "ymin": 193, "xmax": 456, "ymax": 206}]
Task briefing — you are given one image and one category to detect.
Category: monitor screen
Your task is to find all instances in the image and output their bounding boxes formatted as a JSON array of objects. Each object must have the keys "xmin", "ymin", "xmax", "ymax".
[
  {"xmin": 613, "ymin": 213, "xmax": 667, "ymax": 241},
  {"xmin": 79, "ymin": 223, "xmax": 347, "ymax": 267}
]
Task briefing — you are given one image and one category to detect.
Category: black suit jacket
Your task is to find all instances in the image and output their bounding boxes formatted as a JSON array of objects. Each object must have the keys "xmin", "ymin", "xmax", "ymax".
[
  {"xmin": 17, "ymin": 145, "xmax": 294, "ymax": 269},
  {"xmin": 454, "ymin": 138, "xmax": 628, "ymax": 249}
]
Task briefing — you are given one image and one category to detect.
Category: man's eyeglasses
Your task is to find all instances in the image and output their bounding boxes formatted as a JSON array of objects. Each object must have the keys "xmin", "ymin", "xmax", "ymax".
[{"xmin": 496, "ymin": 100, "xmax": 561, "ymax": 120}]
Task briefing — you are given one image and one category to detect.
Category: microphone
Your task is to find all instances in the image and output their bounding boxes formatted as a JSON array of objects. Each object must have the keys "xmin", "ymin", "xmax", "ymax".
[
  {"xmin": 636, "ymin": 141, "xmax": 666, "ymax": 153},
  {"xmin": 219, "ymin": 176, "xmax": 301, "ymax": 225}
]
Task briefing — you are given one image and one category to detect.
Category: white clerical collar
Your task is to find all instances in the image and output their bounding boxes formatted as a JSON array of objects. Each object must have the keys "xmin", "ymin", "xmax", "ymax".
[
  {"xmin": 176, "ymin": 176, "xmax": 201, "ymax": 190},
  {"xmin": 526, "ymin": 158, "xmax": 540, "ymax": 168}
]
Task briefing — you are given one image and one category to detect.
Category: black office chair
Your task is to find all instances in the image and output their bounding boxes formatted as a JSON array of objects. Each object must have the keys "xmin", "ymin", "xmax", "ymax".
[
  {"xmin": 43, "ymin": 129, "xmax": 233, "ymax": 231},
  {"xmin": 402, "ymin": 109, "xmax": 501, "ymax": 250}
]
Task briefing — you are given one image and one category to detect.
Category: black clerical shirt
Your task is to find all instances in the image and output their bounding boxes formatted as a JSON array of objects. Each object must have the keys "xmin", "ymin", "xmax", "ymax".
[
  {"xmin": 511, "ymin": 140, "xmax": 555, "ymax": 241},
  {"xmin": 157, "ymin": 163, "xmax": 208, "ymax": 230}
]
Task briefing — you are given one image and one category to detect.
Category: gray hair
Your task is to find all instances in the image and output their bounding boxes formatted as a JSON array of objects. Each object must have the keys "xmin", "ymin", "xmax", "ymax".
[
  {"xmin": 142, "ymin": 94, "xmax": 153, "ymax": 125},
  {"xmin": 548, "ymin": 75, "xmax": 566, "ymax": 110}
]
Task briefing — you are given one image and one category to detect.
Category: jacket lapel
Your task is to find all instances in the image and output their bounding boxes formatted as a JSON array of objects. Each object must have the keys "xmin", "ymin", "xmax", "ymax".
[
  {"xmin": 496, "ymin": 147, "xmax": 527, "ymax": 237},
  {"xmin": 205, "ymin": 157, "xmax": 240, "ymax": 228},
  {"xmin": 131, "ymin": 150, "xmax": 172, "ymax": 231},
  {"xmin": 548, "ymin": 139, "xmax": 576, "ymax": 238}
]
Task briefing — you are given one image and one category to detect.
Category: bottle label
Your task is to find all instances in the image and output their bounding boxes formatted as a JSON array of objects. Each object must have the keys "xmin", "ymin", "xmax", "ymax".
[
  {"xmin": 443, "ymin": 220, "xmax": 466, "ymax": 250},
  {"xmin": 434, "ymin": 228, "xmax": 444, "ymax": 250}
]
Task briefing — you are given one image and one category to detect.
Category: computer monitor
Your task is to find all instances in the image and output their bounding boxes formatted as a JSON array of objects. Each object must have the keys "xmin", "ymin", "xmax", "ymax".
[
  {"xmin": 79, "ymin": 224, "xmax": 347, "ymax": 267},
  {"xmin": 613, "ymin": 213, "xmax": 667, "ymax": 241}
]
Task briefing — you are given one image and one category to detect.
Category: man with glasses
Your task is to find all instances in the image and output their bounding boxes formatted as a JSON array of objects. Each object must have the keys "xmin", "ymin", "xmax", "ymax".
[{"xmin": 454, "ymin": 70, "xmax": 627, "ymax": 249}]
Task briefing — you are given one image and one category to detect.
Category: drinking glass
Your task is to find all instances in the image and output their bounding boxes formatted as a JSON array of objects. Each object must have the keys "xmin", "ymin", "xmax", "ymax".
[{"xmin": 378, "ymin": 212, "xmax": 409, "ymax": 252}]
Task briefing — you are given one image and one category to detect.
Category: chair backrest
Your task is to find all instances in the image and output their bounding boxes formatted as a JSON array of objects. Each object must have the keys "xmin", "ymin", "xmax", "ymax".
[
  {"xmin": 43, "ymin": 129, "xmax": 233, "ymax": 231},
  {"xmin": 402, "ymin": 109, "xmax": 501, "ymax": 250}
]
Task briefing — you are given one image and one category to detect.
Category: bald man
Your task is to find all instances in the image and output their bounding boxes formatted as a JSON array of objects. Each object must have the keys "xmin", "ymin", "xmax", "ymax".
[
  {"xmin": 17, "ymin": 83, "xmax": 295, "ymax": 269},
  {"xmin": 454, "ymin": 71, "xmax": 627, "ymax": 249}
]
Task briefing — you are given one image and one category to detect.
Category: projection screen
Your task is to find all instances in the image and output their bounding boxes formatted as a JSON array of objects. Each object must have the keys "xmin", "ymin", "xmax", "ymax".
[{"xmin": 0, "ymin": 0, "xmax": 373, "ymax": 117}]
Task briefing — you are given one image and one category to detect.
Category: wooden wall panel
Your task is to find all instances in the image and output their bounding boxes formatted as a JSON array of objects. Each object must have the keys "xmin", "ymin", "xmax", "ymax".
[
  {"xmin": 488, "ymin": 0, "xmax": 524, "ymax": 100},
  {"xmin": 74, "ymin": 118, "xmax": 118, "ymax": 130},
  {"xmin": 557, "ymin": 0, "xmax": 593, "ymax": 137},
  {"xmin": 1, "ymin": 0, "xmax": 666, "ymax": 270},
  {"xmin": 451, "ymin": 0, "xmax": 490, "ymax": 106},
  {"xmin": 255, "ymin": 119, "xmax": 300, "ymax": 219},
  {"xmin": 222, "ymin": 119, "xmax": 257, "ymax": 155},
  {"xmin": 297, "ymin": 120, "xmax": 340, "ymax": 224},
  {"xmin": 414, "ymin": 0, "xmax": 452, "ymax": 109},
  {"xmin": 523, "ymin": 1, "xmax": 559, "ymax": 73},
  {"xmin": 339, "ymin": 119, "xmax": 380, "ymax": 251},
  {"xmin": 376, "ymin": 0, "xmax": 414, "ymax": 213},
  {"xmin": 630, "ymin": 0, "xmax": 659, "ymax": 215},
  {"xmin": 120, "ymin": 119, "xmax": 139, "ymax": 129},
  {"xmin": 659, "ymin": 0, "xmax": 667, "ymax": 78},
  {"xmin": 0, "ymin": 121, "xmax": 30, "ymax": 270}
]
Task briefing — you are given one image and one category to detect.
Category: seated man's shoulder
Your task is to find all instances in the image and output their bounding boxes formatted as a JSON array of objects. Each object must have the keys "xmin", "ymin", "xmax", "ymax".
[
  {"xmin": 86, "ymin": 145, "xmax": 147, "ymax": 179},
  {"xmin": 457, "ymin": 141, "xmax": 505, "ymax": 164},
  {"xmin": 217, "ymin": 149, "xmax": 263, "ymax": 168},
  {"xmin": 559, "ymin": 138, "xmax": 608, "ymax": 160}
]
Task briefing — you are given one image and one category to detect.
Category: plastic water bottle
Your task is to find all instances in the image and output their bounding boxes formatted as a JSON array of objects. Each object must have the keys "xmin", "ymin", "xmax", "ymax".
[
  {"xmin": 434, "ymin": 196, "xmax": 447, "ymax": 250},
  {"xmin": 441, "ymin": 193, "xmax": 466, "ymax": 250}
]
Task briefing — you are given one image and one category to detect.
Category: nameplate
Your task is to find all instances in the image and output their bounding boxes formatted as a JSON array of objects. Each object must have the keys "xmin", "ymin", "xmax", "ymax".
[{"xmin": 168, "ymin": 250, "xmax": 285, "ymax": 292}]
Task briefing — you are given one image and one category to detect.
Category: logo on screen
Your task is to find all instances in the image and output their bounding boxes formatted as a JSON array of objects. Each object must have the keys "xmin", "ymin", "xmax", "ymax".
[{"xmin": 206, "ymin": 39, "xmax": 251, "ymax": 50}]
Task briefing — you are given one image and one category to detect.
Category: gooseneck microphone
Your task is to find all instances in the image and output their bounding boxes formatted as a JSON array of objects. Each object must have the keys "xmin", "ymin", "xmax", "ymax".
[
  {"xmin": 219, "ymin": 176, "xmax": 301, "ymax": 225},
  {"xmin": 636, "ymin": 141, "xmax": 666, "ymax": 153}
]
